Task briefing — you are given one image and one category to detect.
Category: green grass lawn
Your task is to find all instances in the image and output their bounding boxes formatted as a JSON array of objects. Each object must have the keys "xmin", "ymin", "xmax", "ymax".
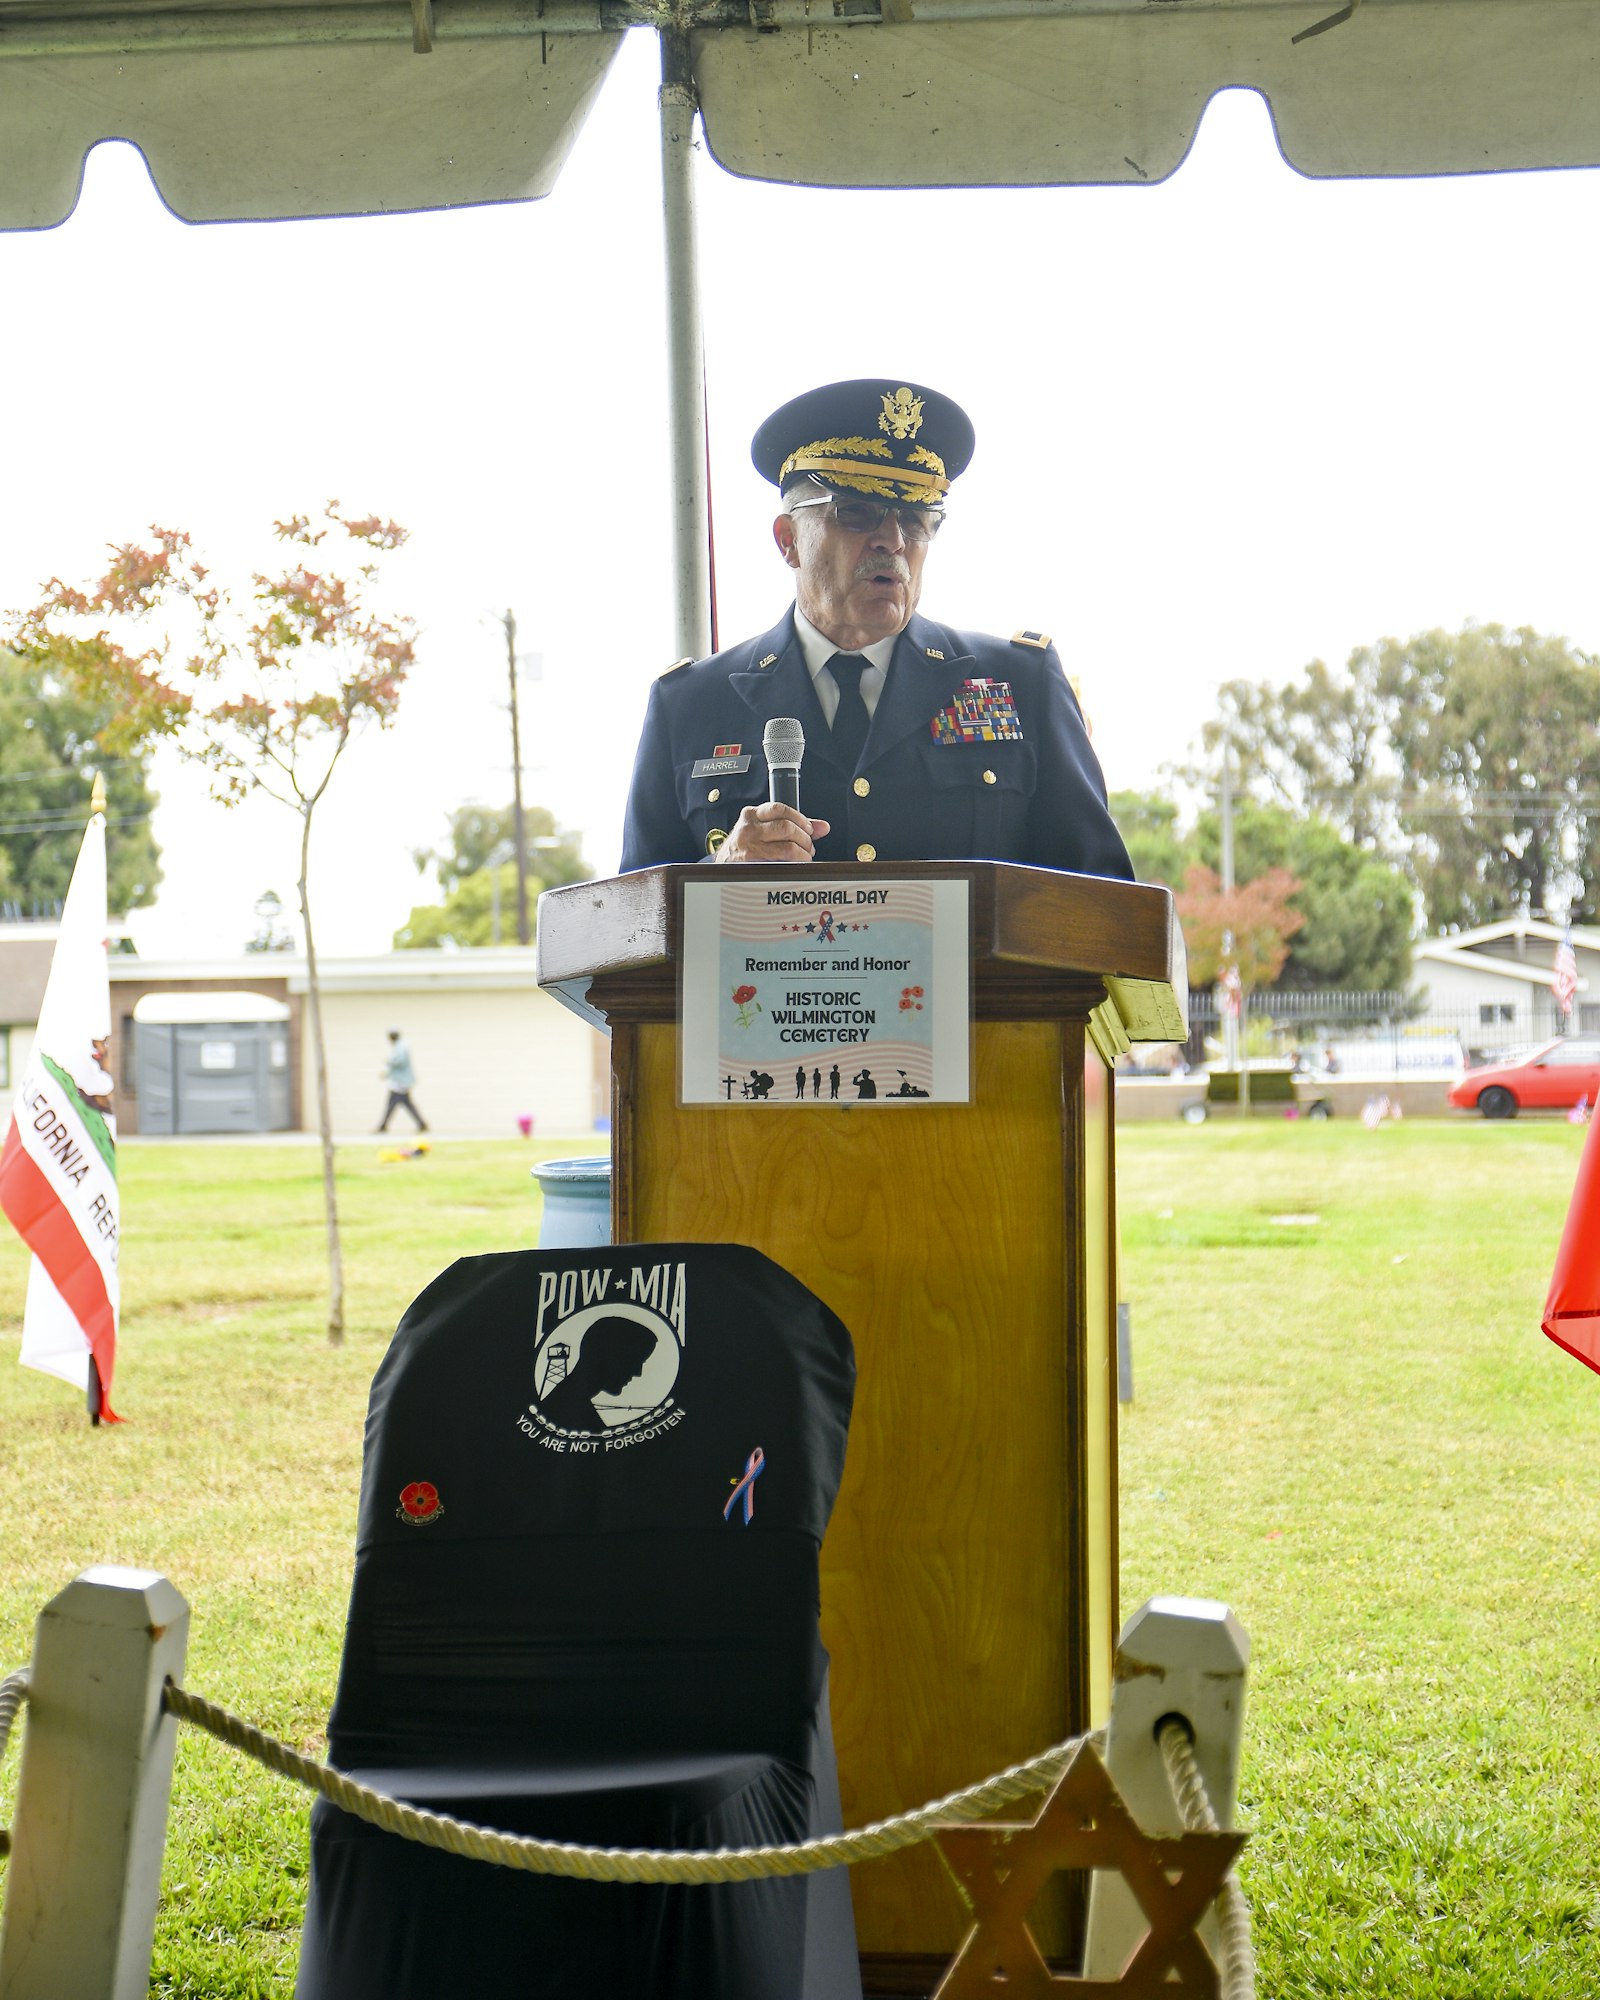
[{"xmin": 2, "ymin": 1121, "xmax": 1599, "ymax": 1996}]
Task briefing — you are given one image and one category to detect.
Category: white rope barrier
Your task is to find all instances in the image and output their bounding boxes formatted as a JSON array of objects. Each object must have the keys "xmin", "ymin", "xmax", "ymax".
[
  {"xmin": 162, "ymin": 1680, "xmax": 1102, "ymax": 1884},
  {"xmin": 5, "ymin": 1642, "xmax": 1255, "ymax": 1995},
  {"xmin": 0, "ymin": 1667, "xmax": 29, "ymax": 1860},
  {"xmin": 1158, "ymin": 1717, "xmax": 1255, "ymax": 2000}
]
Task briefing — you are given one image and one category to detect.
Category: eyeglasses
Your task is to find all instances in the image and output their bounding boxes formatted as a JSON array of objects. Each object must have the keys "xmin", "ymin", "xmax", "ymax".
[{"xmin": 787, "ymin": 496, "xmax": 946, "ymax": 542}]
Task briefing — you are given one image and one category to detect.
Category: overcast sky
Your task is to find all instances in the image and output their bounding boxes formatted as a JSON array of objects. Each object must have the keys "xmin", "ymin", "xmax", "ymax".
[{"xmin": 4, "ymin": 29, "xmax": 1599, "ymax": 958}]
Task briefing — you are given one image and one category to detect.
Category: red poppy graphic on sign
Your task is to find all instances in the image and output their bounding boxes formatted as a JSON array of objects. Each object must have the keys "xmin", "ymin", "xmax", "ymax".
[{"xmin": 398, "ymin": 1480, "xmax": 442, "ymax": 1525}]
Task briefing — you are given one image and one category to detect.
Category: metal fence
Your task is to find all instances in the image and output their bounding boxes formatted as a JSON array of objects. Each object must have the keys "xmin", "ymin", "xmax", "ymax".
[{"xmin": 1181, "ymin": 990, "xmax": 1600, "ymax": 1077}]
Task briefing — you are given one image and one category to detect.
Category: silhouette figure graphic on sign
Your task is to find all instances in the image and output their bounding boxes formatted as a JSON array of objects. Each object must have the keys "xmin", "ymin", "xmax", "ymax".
[
  {"xmin": 812, "ymin": 1067, "xmax": 822, "ymax": 1099},
  {"xmin": 853, "ymin": 1068, "xmax": 877, "ymax": 1099},
  {"xmin": 748, "ymin": 1069, "xmax": 775, "ymax": 1100},
  {"xmin": 828, "ymin": 1064, "xmax": 841, "ymax": 1100},
  {"xmin": 538, "ymin": 1316, "xmax": 657, "ymax": 1434}
]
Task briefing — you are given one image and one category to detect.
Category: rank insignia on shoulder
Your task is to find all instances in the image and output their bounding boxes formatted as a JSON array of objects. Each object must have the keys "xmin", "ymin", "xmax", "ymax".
[
  {"xmin": 931, "ymin": 678, "xmax": 1024, "ymax": 745},
  {"xmin": 757, "ymin": 653, "xmax": 778, "ymax": 669},
  {"xmin": 1011, "ymin": 629, "xmax": 1051, "ymax": 649},
  {"xmin": 925, "ymin": 647, "xmax": 945, "ymax": 660},
  {"xmin": 660, "ymin": 656, "xmax": 694, "ymax": 679}
]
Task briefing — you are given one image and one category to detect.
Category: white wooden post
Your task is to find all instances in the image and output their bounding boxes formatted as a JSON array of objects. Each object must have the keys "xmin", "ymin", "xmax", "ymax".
[
  {"xmin": 0, "ymin": 1567, "xmax": 190, "ymax": 2000},
  {"xmin": 1082, "ymin": 1594, "xmax": 1249, "ymax": 1979}
]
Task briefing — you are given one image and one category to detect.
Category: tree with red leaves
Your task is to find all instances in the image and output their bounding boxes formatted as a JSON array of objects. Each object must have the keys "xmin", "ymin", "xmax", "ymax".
[
  {"xmin": 14, "ymin": 504, "xmax": 417, "ymax": 1343},
  {"xmin": 1174, "ymin": 864, "xmax": 1306, "ymax": 993}
]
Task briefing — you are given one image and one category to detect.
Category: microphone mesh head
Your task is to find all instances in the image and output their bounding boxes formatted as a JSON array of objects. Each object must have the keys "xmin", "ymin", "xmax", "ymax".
[{"xmin": 763, "ymin": 716, "xmax": 805, "ymax": 769}]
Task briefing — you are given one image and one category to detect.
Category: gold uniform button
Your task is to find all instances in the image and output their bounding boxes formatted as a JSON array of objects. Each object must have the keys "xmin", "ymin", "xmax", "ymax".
[
  {"xmin": 707, "ymin": 787, "xmax": 720, "ymax": 803},
  {"xmin": 855, "ymin": 842, "xmax": 877, "ymax": 863},
  {"xmin": 853, "ymin": 777, "xmax": 871, "ymax": 798},
  {"xmin": 982, "ymin": 769, "xmax": 997, "ymax": 785}
]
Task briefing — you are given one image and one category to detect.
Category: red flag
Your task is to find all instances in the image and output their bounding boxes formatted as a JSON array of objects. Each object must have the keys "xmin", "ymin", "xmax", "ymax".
[{"xmin": 1543, "ymin": 1108, "xmax": 1600, "ymax": 1374}]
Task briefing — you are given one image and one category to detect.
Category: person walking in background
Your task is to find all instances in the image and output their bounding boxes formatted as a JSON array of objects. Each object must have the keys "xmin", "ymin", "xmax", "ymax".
[{"xmin": 378, "ymin": 1028, "xmax": 428, "ymax": 1132}]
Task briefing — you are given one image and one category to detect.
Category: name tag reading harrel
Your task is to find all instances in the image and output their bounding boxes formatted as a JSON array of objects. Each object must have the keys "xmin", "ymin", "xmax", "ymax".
[{"xmin": 680, "ymin": 876, "xmax": 971, "ymax": 1105}]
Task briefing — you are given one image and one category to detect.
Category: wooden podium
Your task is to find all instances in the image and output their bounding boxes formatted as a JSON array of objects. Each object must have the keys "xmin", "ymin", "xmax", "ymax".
[{"xmin": 537, "ymin": 861, "xmax": 1186, "ymax": 1991}]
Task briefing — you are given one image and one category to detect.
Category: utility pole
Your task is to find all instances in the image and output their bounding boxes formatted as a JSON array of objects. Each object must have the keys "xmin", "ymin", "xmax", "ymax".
[
  {"xmin": 1220, "ymin": 732, "xmax": 1249, "ymax": 1112},
  {"xmin": 501, "ymin": 609, "xmax": 531, "ymax": 948}
]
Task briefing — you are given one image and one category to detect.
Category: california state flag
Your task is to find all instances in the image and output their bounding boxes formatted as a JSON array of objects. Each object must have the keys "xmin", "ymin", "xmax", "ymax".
[{"xmin": 0, "ymin": 789, "xmax": 121, "ymax": 1422}]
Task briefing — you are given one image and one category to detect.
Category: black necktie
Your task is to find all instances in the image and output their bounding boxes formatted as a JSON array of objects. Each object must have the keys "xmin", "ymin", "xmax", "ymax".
[{"xmin": 827, "ymin": 653, "xmax": 871, "ymax": 773}]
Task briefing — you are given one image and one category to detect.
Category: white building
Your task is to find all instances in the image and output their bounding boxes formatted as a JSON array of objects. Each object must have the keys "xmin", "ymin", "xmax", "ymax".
[
  {"xmin": 1408, "ymin": 917, "xmax": 1600, "ymax": 1054},
  {"xmin": 0, "ymin": 935, "xmax": 607, "ymax": 1141}
]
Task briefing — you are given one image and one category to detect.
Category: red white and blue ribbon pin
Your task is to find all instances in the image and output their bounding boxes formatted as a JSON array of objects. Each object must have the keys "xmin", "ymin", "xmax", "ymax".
[{"xmin": 723, "ymin": 1446, "xmax": 766, "ymax": 1525}]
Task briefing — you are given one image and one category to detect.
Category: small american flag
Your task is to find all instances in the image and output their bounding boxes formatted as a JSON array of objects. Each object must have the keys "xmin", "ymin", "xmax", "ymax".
[{"xmin": 1552, "ymin": 924, "xmax": 1579, "ymax": 1019}]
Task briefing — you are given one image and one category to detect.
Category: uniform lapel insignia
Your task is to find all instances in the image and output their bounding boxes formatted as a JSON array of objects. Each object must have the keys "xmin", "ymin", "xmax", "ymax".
[
  {"xmin": 925, "ymin": 647, "xmax": 945, "ymax": 660},
  {"xmin": 730, "ymin": 627, "xmax": 831, "ymax": 742}
]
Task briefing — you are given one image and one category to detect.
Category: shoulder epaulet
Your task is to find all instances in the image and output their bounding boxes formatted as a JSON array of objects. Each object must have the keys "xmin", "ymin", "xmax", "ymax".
[
  {"xmin": 659, "ymin": 656, "xmax": 694, "ymax": 680},
  {"xmin": 1011, "ymin": 629, "xmax": 1051, "ymax": 650}
]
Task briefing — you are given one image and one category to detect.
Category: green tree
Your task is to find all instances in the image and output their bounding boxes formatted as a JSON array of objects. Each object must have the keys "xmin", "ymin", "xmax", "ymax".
[
  {"xmin": 1189, "ymin": 658, "xmax": 1402, "ymax": 854},
  {"xmin": 1189, "ymin": 801, "xmax": 1414, "ymax": 991},
  {"xmin": 14, "ymin": 507, "xmax": 416, "ymax": 1344},
  {"xmin": 0, "ymin": 648, "xmax": 162, "ymax": 917},
  {"xmin": 1380, "ymin": 623, "xmax": 1600, "ymax": 927},
  {"xmin": 1179, "ymin": 623, "xmax": 1600, "ymax": 929},
  {"xmin": 1108, "ymin": 789, "xmax": 1186, "ymax": 887},
  {"xmin": 395, "ymin": 803, "xmax": 588, "ymax": 948}
]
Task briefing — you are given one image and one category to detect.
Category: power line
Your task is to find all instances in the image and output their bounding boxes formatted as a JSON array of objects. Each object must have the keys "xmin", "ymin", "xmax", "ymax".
[
  {"xmin": 0, "ymin": 759, "xmax": 150, "ymax": 789},
  {"xmin": 0, "ymin": 810, "xmax": 155, "ymax": 837}
]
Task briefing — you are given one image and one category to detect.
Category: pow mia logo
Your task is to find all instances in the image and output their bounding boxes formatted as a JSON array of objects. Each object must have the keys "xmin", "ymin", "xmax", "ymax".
[{"xmin": 518, "ymin": 1260, "xmax": 689, "ymax": 1457}]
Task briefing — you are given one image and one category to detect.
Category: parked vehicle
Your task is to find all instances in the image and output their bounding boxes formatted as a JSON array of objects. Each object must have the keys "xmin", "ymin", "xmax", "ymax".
[{"xmin": 1446, "ymin": 1037, "xmax": 1600, "ymax": 1118}]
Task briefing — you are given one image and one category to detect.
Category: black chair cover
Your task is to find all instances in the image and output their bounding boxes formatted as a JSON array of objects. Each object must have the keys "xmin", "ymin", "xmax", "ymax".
[{"xmin": 296, "ymin": 1242, "xmax": 860, "ymax": 2000}]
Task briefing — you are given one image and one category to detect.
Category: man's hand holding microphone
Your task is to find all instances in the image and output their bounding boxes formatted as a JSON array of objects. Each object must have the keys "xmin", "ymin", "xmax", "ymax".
[{"xmin": 714, "ymin": 717, "xmax": 831, "ymax": 864}]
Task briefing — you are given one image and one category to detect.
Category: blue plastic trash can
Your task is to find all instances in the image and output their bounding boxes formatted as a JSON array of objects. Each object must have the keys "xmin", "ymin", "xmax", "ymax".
[{"xmin": 531, "ymin": 1155, "xmax": 613, "ymax": 1249}]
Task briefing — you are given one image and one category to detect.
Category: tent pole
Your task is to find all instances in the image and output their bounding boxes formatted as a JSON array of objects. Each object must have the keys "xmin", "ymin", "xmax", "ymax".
[{"xmin": 659, "ymin": 27, "xmax": 713, "ymax": 663}]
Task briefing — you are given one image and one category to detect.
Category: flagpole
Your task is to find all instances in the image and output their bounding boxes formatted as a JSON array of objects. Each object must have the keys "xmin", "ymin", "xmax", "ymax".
[
  {"xmin": 88, "ymin": 769, "xmax": 107, "ymax": 1427},
  {"xmin": 659, "ymin": 25, "xmax": 713, "ymax": 662}
]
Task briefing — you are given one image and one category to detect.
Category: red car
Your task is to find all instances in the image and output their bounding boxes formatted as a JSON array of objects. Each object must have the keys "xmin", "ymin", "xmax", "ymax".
[{"xmin": 1448, "ymin": 1036, "xmax": 1600, "ymax": 1118}]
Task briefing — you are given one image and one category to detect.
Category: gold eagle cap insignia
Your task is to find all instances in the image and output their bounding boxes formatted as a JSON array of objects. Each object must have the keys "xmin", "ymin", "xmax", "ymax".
[{"xmin": 879, "ymin": 387, "xmax": 925, "ymax": 441}]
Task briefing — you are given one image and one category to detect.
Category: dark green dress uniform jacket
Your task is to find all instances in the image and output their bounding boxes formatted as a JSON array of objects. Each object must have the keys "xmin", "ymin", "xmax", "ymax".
[{"xmin": 619, "ymin": 609, "xmax": 1134, "ymax": 880}]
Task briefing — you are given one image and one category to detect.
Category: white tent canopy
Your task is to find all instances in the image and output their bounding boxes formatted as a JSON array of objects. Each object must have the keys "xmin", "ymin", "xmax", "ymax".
[{"xmin": 3, "ymin": 0, "xmax": 1599, "ymax": 231}]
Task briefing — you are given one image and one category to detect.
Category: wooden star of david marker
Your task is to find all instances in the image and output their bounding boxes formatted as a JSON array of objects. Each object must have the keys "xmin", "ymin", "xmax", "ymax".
[{"xmin": 931, "ymin": 1740, "xmax": 1245, "ymax": 1998}]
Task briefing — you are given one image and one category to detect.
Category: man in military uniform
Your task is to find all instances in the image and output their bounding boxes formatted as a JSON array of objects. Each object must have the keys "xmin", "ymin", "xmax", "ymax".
[{"xmin": 619, "ymin": 379, "xmax": 1132, "ymax": 879}]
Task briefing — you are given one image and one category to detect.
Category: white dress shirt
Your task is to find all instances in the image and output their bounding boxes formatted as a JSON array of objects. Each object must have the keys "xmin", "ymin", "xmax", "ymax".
[{"xmin": 792, "ymin": 607, "xmax": 896, "ymax": 725}]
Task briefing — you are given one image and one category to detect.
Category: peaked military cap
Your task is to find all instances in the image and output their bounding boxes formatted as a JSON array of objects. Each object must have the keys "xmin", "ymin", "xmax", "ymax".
[{"xmin": 752, "ymin": 378, "xmax": 976, "ymax": 505}]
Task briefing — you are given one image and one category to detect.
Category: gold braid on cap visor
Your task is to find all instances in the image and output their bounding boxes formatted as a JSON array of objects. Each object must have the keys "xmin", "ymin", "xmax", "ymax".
[{"xmin": 780, "ymin": 438, "xmax": 950, "ymax": 502}]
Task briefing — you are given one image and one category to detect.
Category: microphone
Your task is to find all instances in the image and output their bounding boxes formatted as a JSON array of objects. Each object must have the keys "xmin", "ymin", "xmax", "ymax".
[{"xmin": 763, "ymin": 716, "xmax": 805, "ymax": 813}]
